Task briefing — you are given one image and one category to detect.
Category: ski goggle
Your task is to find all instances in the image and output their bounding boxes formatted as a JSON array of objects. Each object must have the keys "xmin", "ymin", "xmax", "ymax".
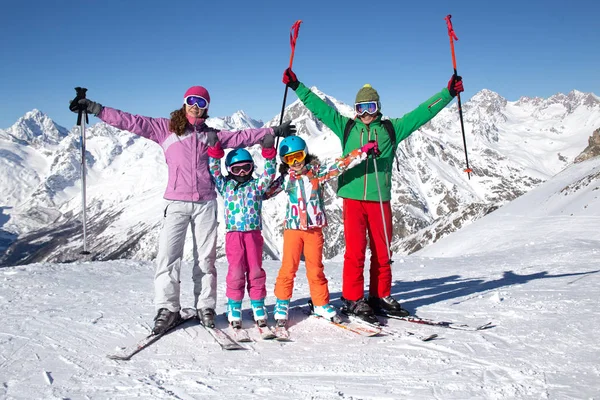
[
  {"xmin": 228, "ymin": 162, "xmax": 253, "ymax": 176},
  {"xmin": 282, "ymin": 150, "xmax": 307, "ymax": 165},
  {"xmin": 184, "ymin": 95, "xmax": 209, "ymax": 109},
  {"xmin": 355, "ymin": 101, "xmax": 378, "ymax": 116}
]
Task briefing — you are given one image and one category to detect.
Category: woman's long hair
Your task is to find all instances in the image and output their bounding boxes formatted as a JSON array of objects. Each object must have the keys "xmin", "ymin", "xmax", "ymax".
[
  {"xmin": 169, "ymin": 107, "xmax": 209, "ymax": 136},
  {"xmin": 169, "ymin": 107, "xmax": 187, "ymax": 136}
]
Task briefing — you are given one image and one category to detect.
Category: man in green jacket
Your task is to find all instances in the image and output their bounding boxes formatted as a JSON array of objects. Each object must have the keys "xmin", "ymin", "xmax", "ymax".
[{"xmin": 282, "ymin": 68, "xmax": 464, "ymax": 323}]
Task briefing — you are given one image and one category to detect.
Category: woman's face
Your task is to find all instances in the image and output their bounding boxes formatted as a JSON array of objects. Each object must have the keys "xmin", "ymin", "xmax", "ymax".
[{"xmin": 186, "ymin": 104, "xmax": 206, "ymax": 119}]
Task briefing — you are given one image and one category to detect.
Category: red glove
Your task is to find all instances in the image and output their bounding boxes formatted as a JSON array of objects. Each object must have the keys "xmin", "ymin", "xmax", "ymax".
[
  {"xmin": 207, "ymin": 141, "xmax": 224, "ymax": 159},
  {"xmin": 262, "ymin": 147, "xmax": 276, "ymax": 159},
  {"xmin": 282, "ymin": 68, "xmax": 299, "ymax": 90},
  {"xmin": 447, "ymin": 74, "xmax": 464, "ymax": 97},
  {"xmin": 360, "ymin": 140, "xmax": 380, "ymax": 157}
]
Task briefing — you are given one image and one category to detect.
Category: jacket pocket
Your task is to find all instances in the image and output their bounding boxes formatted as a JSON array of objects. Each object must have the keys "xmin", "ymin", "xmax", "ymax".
[{"xmin": 168, "ymin": 166, "xmax": 179, "ymax": 191}]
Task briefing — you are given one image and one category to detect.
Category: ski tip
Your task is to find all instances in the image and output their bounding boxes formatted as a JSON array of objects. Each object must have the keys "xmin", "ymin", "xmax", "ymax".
[
  {"xmin": 421, "ymin": 334, "xmax": 439, "ymax": 342},
  {"xmin": 476, "ymin": 322, "xmax": 495, "ymax": 330},
  {"xmin": 106, "ymin": 354, "xmax": 131, "ymax": 361}
]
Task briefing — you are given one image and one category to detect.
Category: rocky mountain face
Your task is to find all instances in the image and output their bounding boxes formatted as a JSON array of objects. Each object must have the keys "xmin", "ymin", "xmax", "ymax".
[
  {"xmin": 1, "ymin": 89, "xmax": 599, "ymax": 266},
  {"xmin": 574, "ymin": 128, "xmax": 600, "ymax": 163}
]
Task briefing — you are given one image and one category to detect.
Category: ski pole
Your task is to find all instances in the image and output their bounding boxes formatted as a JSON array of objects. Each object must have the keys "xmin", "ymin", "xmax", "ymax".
[
  {"xmin": 275, "ymin": 20, "xmax": 302, "ymax": 150},
  {"xmin": 370, "ymin": 154, "xmax": 393, "ymax": 265},
  {"xmin": 69, "ymin": 87, "xmax": 91, "ymax": 255},
  {"xmin": 444, "ymin": 14, "xmax": 472, "ymax": 180}
]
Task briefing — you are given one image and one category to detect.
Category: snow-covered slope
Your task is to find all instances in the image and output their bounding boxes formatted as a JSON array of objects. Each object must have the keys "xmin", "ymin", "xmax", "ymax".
[{"xmin": 0, "ymin": 157, "xmax": 598, "ymax": 399}]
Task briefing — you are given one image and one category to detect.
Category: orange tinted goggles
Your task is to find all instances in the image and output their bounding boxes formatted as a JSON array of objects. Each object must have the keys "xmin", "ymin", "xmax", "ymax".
[{"xmin": 282, "ymin": 150, "xmax": 307, "ymax": 165}]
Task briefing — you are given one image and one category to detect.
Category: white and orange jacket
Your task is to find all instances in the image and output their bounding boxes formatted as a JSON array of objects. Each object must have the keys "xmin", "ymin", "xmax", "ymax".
[{"xmin": 264, "ymin": 147, "xmax": 370, "ymax": 230}]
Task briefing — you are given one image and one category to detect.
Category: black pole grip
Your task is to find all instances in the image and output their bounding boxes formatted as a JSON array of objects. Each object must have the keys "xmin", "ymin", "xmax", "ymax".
[{"xmin": 69, "ymin": 87, "xmax": 88, "ymax": 126}]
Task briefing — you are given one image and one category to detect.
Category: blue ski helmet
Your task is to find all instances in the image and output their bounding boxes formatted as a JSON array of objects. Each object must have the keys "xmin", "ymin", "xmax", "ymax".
[
  {"xmin": 225, "ymin": 148, "xmax": 253, "ymax": 167},
  {"xmin": 278, "ymin": 136, "xmax": 307, "ymax": 158}
]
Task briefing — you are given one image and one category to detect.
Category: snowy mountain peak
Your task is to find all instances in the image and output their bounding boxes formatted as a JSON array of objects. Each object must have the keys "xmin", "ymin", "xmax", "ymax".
[
  {"xmin": 220, "ymin": 110, "xmax": 263, "ymax": 130},
  {"xmin": 468, "ymin": 89, "xmax": 508, "ymax": 110},
  {"xmin": 2, "ymin": 109, "xmax": 69, "ymax": 146}
]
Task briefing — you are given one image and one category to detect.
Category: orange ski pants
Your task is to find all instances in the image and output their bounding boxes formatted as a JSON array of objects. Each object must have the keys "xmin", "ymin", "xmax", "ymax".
[{"xmin": 274, "ymin": 228, "xmax": 330, "ymax": 306}]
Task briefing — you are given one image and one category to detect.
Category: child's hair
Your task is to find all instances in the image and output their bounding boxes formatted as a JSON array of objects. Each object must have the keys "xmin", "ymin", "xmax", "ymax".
[{"xmin": 278, "ymin": 154, "xmax": 320, "ymax": 175}]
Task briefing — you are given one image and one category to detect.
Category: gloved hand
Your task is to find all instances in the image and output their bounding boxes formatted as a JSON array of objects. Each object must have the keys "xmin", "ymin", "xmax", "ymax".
[
  {"xmin": 262, "ymin": 147, "xmax": 276, "ymax": 159},
  {"xmin": 282, "ymin": 68, "xmax": 299, "ymax": 91},
  {"xmin": 260, "ymin": 133, "xmax": 275, "ymax": 149},
  {"xmin": 72, "ymin": 99, "xmax": 103, "ymax": 116},
  {"xmin": 207, "ymin": 141, "xmax": 224, "ymax": 159},
  {"xmin": 360, "ymin": 140, "xmax": 380, "ymax": 157},
  {"xmin": 272, "ymin": 121, "xmax": 297, "ymax": 138},
  {"xmin": 206, "ymin": 131, "xmax": 219, "ymax": 147},
  {"xmin": 447, "ymin": 74, "xmax": 464, "ymax": 97}
]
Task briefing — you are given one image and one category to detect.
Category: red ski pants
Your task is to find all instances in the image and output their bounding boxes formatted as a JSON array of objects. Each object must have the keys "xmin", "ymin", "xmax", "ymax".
[
  {"xmin": 274, "ymin": 228, "xmax": 330, "ymax": 306},
  {"xmin": 342, "ymin": 198, "xmax": 393, "ymax": 301}
]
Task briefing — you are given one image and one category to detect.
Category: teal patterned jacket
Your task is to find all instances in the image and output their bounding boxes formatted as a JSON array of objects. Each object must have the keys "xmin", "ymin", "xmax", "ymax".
[{"xmin": 209, "ymin": 156, "xmax": 276, "ymax": 231}]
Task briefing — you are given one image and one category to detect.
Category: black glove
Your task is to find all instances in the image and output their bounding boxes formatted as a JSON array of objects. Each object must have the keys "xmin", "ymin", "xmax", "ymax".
[
  {"xmin": 260, "ymin": 133, "xmax": 275, "ymax": 148},
  {"xmin": 282, "ymin": 68, "xmax": 300, "ymax": 91},
  {"xmin": 206, "ymin": 131, "xmax": 219, "ymax": 147},
  {"xmin": 272, "ymin": 121, "xmax": 297, "ymax": 138},
  {"xmin": 72, "ymin": 99, "xmax": 103, "ymax": 116}
]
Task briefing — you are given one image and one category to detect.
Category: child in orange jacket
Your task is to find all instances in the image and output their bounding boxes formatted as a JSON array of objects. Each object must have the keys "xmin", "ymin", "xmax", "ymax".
[{"xmin": 264, "ymin": 135, "xmax": 378, "ymax": 324}]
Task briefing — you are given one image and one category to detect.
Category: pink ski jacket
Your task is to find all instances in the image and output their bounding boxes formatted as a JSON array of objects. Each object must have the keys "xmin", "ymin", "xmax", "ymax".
[{"xmin": 99, "ymin": 107, "xmax": 272, "ymax": 201}]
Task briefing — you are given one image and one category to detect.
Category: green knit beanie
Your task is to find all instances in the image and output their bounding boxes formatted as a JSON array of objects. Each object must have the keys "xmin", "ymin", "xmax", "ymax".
[{"xmin": 355, "ymin": 84, "xmax": 380, "ymax": 103}]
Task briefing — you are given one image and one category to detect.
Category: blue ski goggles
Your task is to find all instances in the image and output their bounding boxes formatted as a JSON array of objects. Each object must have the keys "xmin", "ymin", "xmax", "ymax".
[
  {"xmin": 184, "ymin": 95, "xmax": 209, "ymax": 109},
  {"xmin": 355, "ymin": 101, "xmax": 378, "ymax": 116}
]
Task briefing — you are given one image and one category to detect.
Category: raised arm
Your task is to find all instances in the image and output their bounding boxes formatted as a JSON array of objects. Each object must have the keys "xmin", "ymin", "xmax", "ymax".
[
  {"xmin": 98, "ymin": 107, "xmax": 171, "ymax": 144},
  {"xmin": 256, "ymin": 148, "xmax": 277, "ymax": 194},
  {"xmin": 206, "ymin": 141, "xmax": 227, "ymax": 195},
  {"xmin": 283, "ymin": 68, "xmax": 350, "ymax": 141},
  {"xmin": 390, "ymin": 75, "xmax": 463, "ymax": 144},
  {"xmin": 315, "ymin": 143, "xmax": 377, "ymax": 184},
  {"xmin": 263, "ymin": 174, "xmax": 286, "ymax": 200}
]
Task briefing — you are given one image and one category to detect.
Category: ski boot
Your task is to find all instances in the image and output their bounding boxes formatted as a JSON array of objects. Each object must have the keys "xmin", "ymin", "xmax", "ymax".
[
  {"xmin": 312, "ymin": 303, "xmax": 339, "ymax": 322},
  {"xmin": 368, "ymin": 295, "xmax": 410, "ymax": 317},
  {"xmin": 273, "ymin": 298, "xmax": 290, "ymax": 325},
  {"xmin": 340, "ymin": 297, "xmax": 379, "ymax": 325},
  {"xmin": 227, "ymin": 299, "xmax": 242, "ymax": 330},
  {"xmin": 152, "ymin": 308, "xmax": 182, "ymax": 335},
  {"xmin": 250, "ymin": 298, "xmax": 268, "ymax": 328},
  {"xmin": 198, "ymin": 307, "xmax": 216, "ymax": 328}
]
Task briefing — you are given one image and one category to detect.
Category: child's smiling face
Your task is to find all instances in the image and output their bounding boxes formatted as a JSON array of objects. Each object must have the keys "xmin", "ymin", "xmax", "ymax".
[{"xmin": 289, "ymin": 159, "xmax": 305, "ymax": 173}]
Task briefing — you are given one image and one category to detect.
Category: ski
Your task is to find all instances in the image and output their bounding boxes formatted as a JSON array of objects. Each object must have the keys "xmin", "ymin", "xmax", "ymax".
[
  {"xmin": 200, "ymin": 324, "xmax": 246, "ymax": 351},
  {"xmin": 229, "ymin": 322, "xmax": 253, "ymax": 343},
  {"xmin": 303, "ymin": 307, "xmax": 382, "ymax": 337},
  {"xmin": 255, "ymin": 320, "xmax": 277, "ymax": 340},
  {"xmin": 107, "ymin": 308, "xmax": 196, "ymax": 361},
  {"xmin": 345, "ymin": 314, "xmax": 438, "ymax": 342},
  {"xmin": 314, "ymin": 314, "xmax": 382, "ymax": 336},
  {"xmin": 376, "ymin": 311, "xmax": 493, "ymax": 331},
  {"xmin": 273, "ymin": 320, "xmax": 292, "ymax": 342}
]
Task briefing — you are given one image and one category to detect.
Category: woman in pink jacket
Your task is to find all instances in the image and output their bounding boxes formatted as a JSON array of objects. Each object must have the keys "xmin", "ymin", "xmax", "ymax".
[{"xmin": 74, "ymin": 86, "xmax": 296, "ymax": 334}]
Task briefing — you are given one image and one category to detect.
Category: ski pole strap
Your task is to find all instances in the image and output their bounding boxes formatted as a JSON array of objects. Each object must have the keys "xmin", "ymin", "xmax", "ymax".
[
  {"xmin": 288, "ymin": 20, "xmax": 302, "ymax": 67},
  {"xmin": 444, "ymin": 15, "xmax": 459, "ymax": 41}
]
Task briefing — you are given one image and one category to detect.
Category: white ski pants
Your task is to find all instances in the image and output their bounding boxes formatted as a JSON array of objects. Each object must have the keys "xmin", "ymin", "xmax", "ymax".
[{"xmin": 155, "ymin": 199, "xmax": 218, "ymax": 312}]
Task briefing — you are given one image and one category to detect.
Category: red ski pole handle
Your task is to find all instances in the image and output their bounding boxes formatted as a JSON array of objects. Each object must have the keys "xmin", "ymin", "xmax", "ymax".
[{"xmin": 444, "ymin": 14, "xmax": 459, "ymax": 71}]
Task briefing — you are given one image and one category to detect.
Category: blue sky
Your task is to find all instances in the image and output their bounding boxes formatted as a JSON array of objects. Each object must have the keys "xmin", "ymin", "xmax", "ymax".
[{"xmin": 1, "ymin": 0, "xmax": 599, "ymax": 130}]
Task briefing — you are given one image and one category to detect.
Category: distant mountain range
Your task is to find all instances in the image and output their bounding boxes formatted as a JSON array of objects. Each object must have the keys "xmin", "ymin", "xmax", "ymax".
[{"xmin": 1, "ymin": 89, "xmax": 599, "ymax": 266}]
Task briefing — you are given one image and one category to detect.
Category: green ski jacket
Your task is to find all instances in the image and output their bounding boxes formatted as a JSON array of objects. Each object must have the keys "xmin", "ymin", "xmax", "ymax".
[{"xmin": 294, "ymin": 82, "xmax": 453, "ymax": 201}]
